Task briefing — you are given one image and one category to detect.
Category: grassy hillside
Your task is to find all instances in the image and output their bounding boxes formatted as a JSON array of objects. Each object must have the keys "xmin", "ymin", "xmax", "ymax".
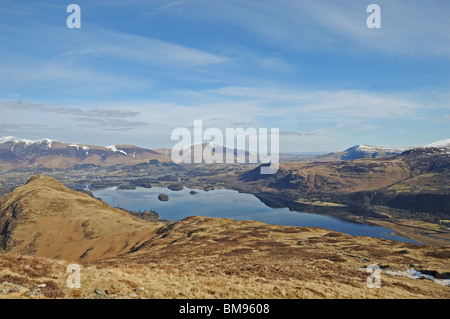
[
  {"xmin": 0, "ymin": 176, "xmax": 448, "ymax": 299},
  {"xmin": 0, "ymin": 175, "xmax": 163, "ymax": 261}
]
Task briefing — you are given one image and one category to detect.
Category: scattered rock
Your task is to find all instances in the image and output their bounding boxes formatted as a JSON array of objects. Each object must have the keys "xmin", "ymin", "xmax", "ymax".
[
  {"xmin": 27, "ymin": 291, "xmax": 45, "ymax": 299},
  {"xmin": 419, "ymin": 269, "xmax": 450, "ymax": 280},
  {"xmin": 0, "ymin": 281, "xmax": 29, "ymax": 297},
  {"xmin": 94, "ymin": 288, "xmax": 106, "ymax": 296}
]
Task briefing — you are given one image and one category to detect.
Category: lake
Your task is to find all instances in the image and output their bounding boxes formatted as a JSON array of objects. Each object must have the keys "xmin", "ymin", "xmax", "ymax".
[{"xmin": 92, "ymin": 186, "xmax": 420, "ymax": 244}]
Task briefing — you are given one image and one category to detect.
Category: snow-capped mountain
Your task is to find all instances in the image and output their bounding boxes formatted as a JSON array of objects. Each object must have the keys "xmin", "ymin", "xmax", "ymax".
[
  {"xmin": 425, "ymin": 139, "xmax": 450, "ymax": 149},
  {"xmin": 314, "ymin": 144, "xmax": 405, "ymax": 161},
  {"xmin": 0, "ymin": 136, "xmax": 54, "ymax": 145},
  {"xmin": 0, "ymin": 136, "xmax": 163, "ymax": 170},
  {"xmin": 173, "ymin": 142, "xmax": 258, "ymax": 163},
  {"xmin": 0, "ymin": 136, "xmax": 448, "ymax": 170},
  {"xmin": 0, "ymin": 136, "xmax": 55, "ymax": 152},
  {"xmin": 340, "ymin": 144, "xmax": 407, "ymax": 160},
  {"xmin": 315, "ymin": 139, "xmax": 450, "ymax": 161}
]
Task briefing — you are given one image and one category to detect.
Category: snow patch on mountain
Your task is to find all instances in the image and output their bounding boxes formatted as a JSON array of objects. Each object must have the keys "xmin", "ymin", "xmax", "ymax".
[
  {"xmin": 384, "ymin": 269, "xmax": 450, "ymax": 287},
  {"xmin": 70, "ymin": 144, "xmax": 90, "ymax": 155},
  {"xmin": 106, "ymin": 145, "xmax": 127, "ymax": 156}
]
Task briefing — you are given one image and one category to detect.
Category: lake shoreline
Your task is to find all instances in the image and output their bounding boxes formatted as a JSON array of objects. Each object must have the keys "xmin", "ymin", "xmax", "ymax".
[
  {"xmin": 367, "ymin": 219, "xmax": 450, "ymax": 247},
  {"xmin": 92, "ymin": 185, "xmax": 421, "ymax": 245}
]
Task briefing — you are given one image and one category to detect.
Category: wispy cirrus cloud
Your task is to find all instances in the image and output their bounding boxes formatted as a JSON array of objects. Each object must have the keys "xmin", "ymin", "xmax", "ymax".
[
  {"xmin": 191, "ymin": 0, "xmax": 450, "ymax": 58},
  {"xmin": 208, "ymin": 86, "xmax": 425, "ymax": 120},
  {"xmin": 47, "ymin": 28, "xmax": 227, "ymax": 68},
  {"xmin": 75, "ymin": 117, "xmax": 151, "ymax": 132},
  {"xmin": 0, "ymin": 100, "xmax": 150, "ymax": 133},
  {"xmin": 142, "ymin": 0, "xmax": 190, "ymax": 16},
  {"xmin": 0, "ymin": 6, "xmax": 229, "ymax": 100},
  {"xmin": 0, "ymin": 100, "xmax": 140, "ymax": 119},
  {"xmin": 279, "ymin": 131, "xmax": 317, "ymax": 136},
  {"xmin": 0, "ymin": 122, "xmax": 47, "ymax": 133}
]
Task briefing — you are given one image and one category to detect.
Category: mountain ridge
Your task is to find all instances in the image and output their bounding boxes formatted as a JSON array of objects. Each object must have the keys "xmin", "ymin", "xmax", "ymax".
[
  {"xmin": 0, "ymin": 175, "xmax": 164, "ymax": 261},
  {"xmin": 0, "ymin": 136, "xmax": 169, "ymax": 170},
  {"xmin": 313, "ymin": 140, "xmax": 449, "ymax": 162}
]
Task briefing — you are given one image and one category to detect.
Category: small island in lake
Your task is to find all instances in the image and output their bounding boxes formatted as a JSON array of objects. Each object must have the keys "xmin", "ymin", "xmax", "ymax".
[
  {"xmin": 167, "ymin": 183, "xmax": 184, "ymax": 191},
  {"xmin": 158, "ymin": 194, "xmax": 169, "ymax": 201},
  {"xmin": 117, "ymin": 183, "xmax": 136, "ymax": 190}
]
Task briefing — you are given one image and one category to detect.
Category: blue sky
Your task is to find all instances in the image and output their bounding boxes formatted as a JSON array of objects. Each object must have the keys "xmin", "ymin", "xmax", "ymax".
[{"xmin": 0, "ymin": 0, "xmax": 449, "ymax": 152}]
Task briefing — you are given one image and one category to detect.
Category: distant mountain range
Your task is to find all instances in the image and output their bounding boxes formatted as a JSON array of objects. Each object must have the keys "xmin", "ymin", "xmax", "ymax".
[
  {"xmin": 173, "ymin": 142, "xmax": 257, "ymax": 163},
  {"xmin": 314, "ymin": 139, "xmax": 450, "ymax": 162},
  {"xmin": 0, "ymin": 136, "xmax": 449, "ymax": 170},
  {"xmin": 0, "ymin": 136, "xmax": 167, "ymax": 170}
]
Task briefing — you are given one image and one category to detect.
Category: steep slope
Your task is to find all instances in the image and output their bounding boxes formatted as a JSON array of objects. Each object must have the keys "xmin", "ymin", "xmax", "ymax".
[
  {"xmin": 240, "ymin": 147, "xmax": 450, "ymax": 194},
  {"xmin": 241, "ymin": 157, "xmax": 414, "ymax": 193},
  {"xmin": 0, "ymin": 175, "xmax": 163, "ymax": 261}
]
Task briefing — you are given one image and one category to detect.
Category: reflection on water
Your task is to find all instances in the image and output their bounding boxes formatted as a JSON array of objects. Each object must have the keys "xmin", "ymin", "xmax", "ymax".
[{"xmin": 92, "ymin": 186, "xmax": 420, "ymax": 244}]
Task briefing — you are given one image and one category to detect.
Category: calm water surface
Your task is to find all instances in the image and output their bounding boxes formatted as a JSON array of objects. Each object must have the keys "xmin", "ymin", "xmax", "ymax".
[{"xmin": 92, "ymin": 186, "xmax": 420, "ymax": 244}]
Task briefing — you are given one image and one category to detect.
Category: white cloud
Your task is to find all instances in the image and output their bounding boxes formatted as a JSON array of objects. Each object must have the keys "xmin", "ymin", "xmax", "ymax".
[
  {"xmin": 189, "ymin": 0, "xmax": 450, "ymax": 58},
  {"xmin": 90, "ymin": 30, "xmax": 228, "ymax": 68},
  {"xmin": 42, "ymin": 26, "xmax": 228, "ymax": 69},
  {"xmin": 208, "ymin": 86, "xmax": 424, "ymax": 120}
]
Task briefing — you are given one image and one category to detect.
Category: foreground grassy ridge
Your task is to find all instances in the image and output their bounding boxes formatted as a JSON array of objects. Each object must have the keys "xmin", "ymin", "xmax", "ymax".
[
  {"xmin": 84, "ymin": 216, "xmax": 449, "ymax": 299},
  {"xmin": 0, "ymin": 175, "xmax": 164, "ymax": 261},
  {"xmin": 0, "ymin": 215, "xmax": 449, "ymax": 299}
]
